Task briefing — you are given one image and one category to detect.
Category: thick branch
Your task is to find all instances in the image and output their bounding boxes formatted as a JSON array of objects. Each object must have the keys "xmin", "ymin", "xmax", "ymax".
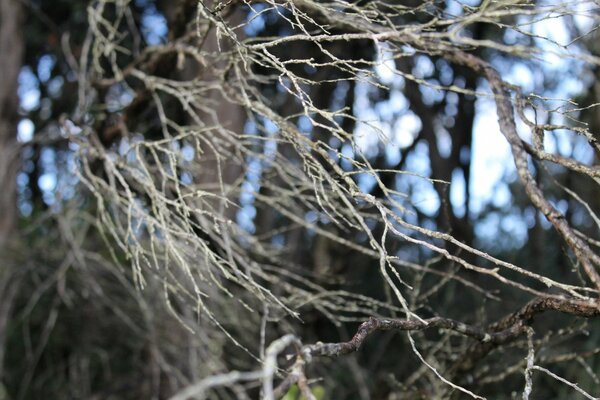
[
  {"xmin": 267, "ymin": 297, "xmax": 600, "ymax": 398},
  {"xmin": 301, "ymin": 297, "xmax": 599, "ymax": 359}
]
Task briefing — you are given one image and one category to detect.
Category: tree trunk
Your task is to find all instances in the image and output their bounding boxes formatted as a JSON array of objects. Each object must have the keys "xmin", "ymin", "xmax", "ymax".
[
  {"xmin": 0, "ymin": 0, "xmax": 24, "ymax": 386},
  {"xmin": 0, "ymin": 0, "xmax": 24, "ymax": 247}
]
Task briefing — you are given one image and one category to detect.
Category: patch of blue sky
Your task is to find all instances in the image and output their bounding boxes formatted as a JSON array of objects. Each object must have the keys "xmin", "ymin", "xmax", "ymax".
[
  {"xmin": 237, "ymin": 205, "xmax": 256, "ymax": 233},
  {"xmin": 412, "ymin": 184, "xmax": 440, "ymax": 217},
  {"xmin": 298, "ymin": 115, "xmax": 312, "ymax": 133},
  {"xmin": 38, "ymin": 173, "xmax": 56, "ymax": 193},
  {"xmin": 329, "ymin": 136, "xmax": 341, "ymax": 150},
  {"xmin": 244, "ymin": 3, "xmax": 269, "ymax": 37},
  {"xmin": 263, "ymin": 117, "xmax": 278, "ymax": 134},
  {"xmin": 127, "ymin": 197, "xmax": 151, "ymax": 241},
  {"xmin": 106, "ymin": 83, "xmax": 134, "ymax": 112},
  {"xmin": 570, "ymin": 201, "xmax": 595, "ymax": 229},
  {"xmin": 384, "ymin": 145, "xmax": 401, "ymax": 166},
  {"xmin": 531, "ymin": 8, "xmax": 570, "ymax": 47},
  {"xmin": 450, "ymin": 168, "xmax": 466, "ymax": 218},
  {"xmin": 63, "ymin": 119, "xmax": 83, "ymax": 137},
  {"xmin": 16, "ymin": 172, "xmax": 28, "ymax": 188},
  {"xmin": 18, "ymin": 67, "xmax": 40, "ymax": 111},
  {"xmin": 405, "ymin": 141, "xmax": 431, "ymax": 176},
  {"xmin": 543, "ymin": 128, "xmax": 578, "ymax": 157},
  {"xmin": 435, "ymin": 128, "xmax": 452, "ymax": 158},
  {"xmin": 374, "ymin": 101, "xmax": 396, "ymax": 122},
  {"xmin": 38, "ymin": 147, "xmax": 60, "ymax": 206},
  {"xmin": 444, "ymin": 0, "xmax": 483, "ymax": 17},
  {"xmin": 571, "ymin": 1, "xmax": 597, "ymax": 32},
  {"xmin": 491, "ymin": 6, "xmax": 599, "ymax": 130},
  {"xmin": 264, "ymin": 133, "xmax": 278, "ymax": 161},
  {"xmin": 488, "ymin": 205, "xmax": 536, "ymax": 250},
  {"xmin": 389, "ymin": 88, "xmax": 408, "ymax": 111},
  {"xmin": 244, "ymin": 119, "xmax": 258, "ymax": 135},
  {"xmin": 571, "ymin": 136, "xmax": 594, "ymax": 164},
  {"xmin": 37, "ymin": 54, "xmax": 55, "ymax": 82},
  {"xmin": 353, "ymin": 78, "xmax": 417, "ymax": 161},
  {"xmin": 401, "ymin": 143, "xmax": 440, "ymax": 217},
  {"xmin": 437, "ymin": 59, "xmax": 454, "ymax": 86},
  {"xmin": 469, "ymin": 97, "xmax": 514, "ymax": 214},
  {"xmin": 305, "ymin": 210, "xmax": 318, "ymax": 225},
  {"xmin": 340, "ymin": 143, "xmax": 354, "ymax": 170},
  {"xmin": 554, "ymin": 199, "xmax": 569, "ymax": 215},
  {"xmin": 18, "ymin": 201, "xmax": 33, "ymax": 217},
  {"xmin": 140, "ymin": 8, "xmax": 167, "ymax": 45},
  {"xmin": 518, "ymin": 8, "xmax": 592, "ymax": 100},
  {"xmin": 514, "ymin": 106, "xmax": 540, "ymax": 144},
  {"xmin": 117, "ymin": 133, "xmax": 145, "ymax": 165},
  {"xmin": 40, "ymin": 147, "xmax": 55, "ymax": 165},
  {"xmin": 16, "ymin": 170, "xmax": 34, "ymax": 214},
  {"xmin": 374, "ymin": 41, "xmax": 397, "ymax": 85},
  {"xmin": 48, "ymin": 76, "xmax": 64, "ymax": 99},
  {"xmin": 523, "ymin": 207, "xmax": 537, "ymax": 228},
  {"xmin": 445, "ymin": 92, "xmax": 458, "ymax": 115},
  {"xmin": 237, "ymin": 156, "xmax": 262, "ymax": 232},
  {"xmin": 181, "ymin": 144, "xmax": 195, "ymax": 163},
  {"xmin": 413, "ymin": 55, "xmax": 434, "ymax": 79},
  {"xmin": 419, "ymin": 83, "xmax": 445, "ymax": 106},
  {"xmin": 240, "ymin": 180, "xmax": 255, "ymax": 205},
  {"xmin": 180, "ymin": 171, "xmax": 192, "ymax": 186},
  {"xmin": 507, "ymin": 63, "xmax": 536, "ymax": 94},
  {"xmin": 247, "ymin": 117, "xmax": 279, "ymax": 164},
  {"xmin": 332, "ymin": 81, "xmax": 351, "ymax": 111},
  {"xmin": 353, "ymin": 80, "xmax": 372, "ymax": 113},
  {"xmin": 17, "ymin": 119, "xmax": 34, "ymax": 143},
  {"xmin": 492, "ymin": 183, "xmax": 512, "ymax": 210},
  {"xmin": 354, "ymin": 120, "xmax": 387, "ymax": 159},
  {"xmin": 474, "ymin": 212, "xmax": 502, "ymax": 245},
  {"xmin": 393, "ymin": 112, "xmax": 421, "ymax": 148},
  {"xmin": 357, "ymin": 172, "xmax": 377, "ymax": 193},
  {"xmin": 118, "ymin": 136, "xmax": 132, "ymax": 157},
  {"xmin": 170, "ymin": 139, "xmax": 181, "ymax": 153},
  {"xmin": 236, "ymin": 116, "xmax": 280, "ymax": 234},
  {"xmin": 247, "ymin": 158, "xmax": 262, "ymax": 182},
  {"xmin": 500, "ymin": 214, "xmax": 529, "ymax": 246}
]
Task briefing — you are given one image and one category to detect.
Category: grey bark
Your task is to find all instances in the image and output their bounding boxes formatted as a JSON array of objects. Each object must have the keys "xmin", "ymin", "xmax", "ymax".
[
  {"xmin": 0, "ymin": 0, "xmax": 25, "ymax": 384},
  {"xmin": 0, "ymin": 0, "xmax": 24, "ymax": 246}
]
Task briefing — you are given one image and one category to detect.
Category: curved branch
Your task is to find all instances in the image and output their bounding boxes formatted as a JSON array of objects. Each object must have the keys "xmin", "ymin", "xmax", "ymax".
[
  {"xmin": 445, "ymin": 50, "xmax": 600, "ymax": 292},
  {"xmin": 301, "ymin": 296, "xmax": 599, "ymax": 360}
]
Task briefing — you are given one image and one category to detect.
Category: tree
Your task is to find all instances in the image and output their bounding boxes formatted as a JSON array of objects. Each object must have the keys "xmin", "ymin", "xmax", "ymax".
[
  {"xmin": 2, "ymin": 0, "xmax": 600, "ymax": 399},
  {"xmin": 0, "ymin": 0, "xmax": 25, "ymax": 389}
]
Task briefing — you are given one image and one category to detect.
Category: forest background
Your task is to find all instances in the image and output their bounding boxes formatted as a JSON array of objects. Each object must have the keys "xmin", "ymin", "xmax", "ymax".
[{"xmin": 1, "ymin": 0, "xmax": 600, "ymax": 399}]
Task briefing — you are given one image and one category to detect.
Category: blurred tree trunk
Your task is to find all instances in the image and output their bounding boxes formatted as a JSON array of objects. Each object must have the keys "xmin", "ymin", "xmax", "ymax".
[
  {"xmin": 0, "ymin": 0, "xmax": 24, "ymax": 384},
  {"xmin": 0, "ymin": 0, "xmax": 23, "ymax": 246}
]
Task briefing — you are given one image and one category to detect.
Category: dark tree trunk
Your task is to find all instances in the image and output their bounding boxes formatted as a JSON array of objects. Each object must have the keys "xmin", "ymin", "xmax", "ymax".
[
  {"xmin": 0, "ymin": 0, "xmax": 25, "ymax": 384},
  {"xmin": 0, "ymin": 0, "xmax": 24, "ymax": 247}
]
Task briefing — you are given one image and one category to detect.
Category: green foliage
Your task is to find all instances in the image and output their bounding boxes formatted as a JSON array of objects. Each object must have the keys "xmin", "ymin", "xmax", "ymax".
[{"xmin": 283, "ymin": 384, "xmax": 326, "ymax": 400}]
